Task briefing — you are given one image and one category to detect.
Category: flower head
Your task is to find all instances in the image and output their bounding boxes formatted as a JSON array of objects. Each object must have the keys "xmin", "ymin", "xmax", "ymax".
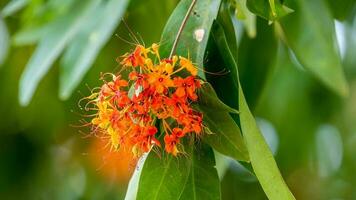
[{"xmin": 84, "ymin": 43, "xmax": 204, "ymax": 158}]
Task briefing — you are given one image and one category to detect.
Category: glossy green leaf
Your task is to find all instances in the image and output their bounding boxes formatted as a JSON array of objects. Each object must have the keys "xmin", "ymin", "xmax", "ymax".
[
  {"xmin": 59, "ymin": 0, "xmax": 129, "ymax": 100},
  {"xmin": 238, "ymin": 85, "xmax": 295, "ymax": 200},
  {"xmin": 280, "ymin": 0, "xmax": 349, "ymax": 96},
  {"xmin": 136, "ymin": 147, "xmax": 191, "ymax": 200},
  {"xmin": 1, "ymin": 0, "xmax": 28, "ymax": 17},
  {"xmin": 159, "ymin": 0, "xmax": 221, "ymax": 78},
  {"xmin": 206, "ymin": 5, "xmax": 295, "ymax": 198},
  {"xmin": 137, "ymin": 141, "xmax": 220, "ymax": 200},
  {"xmin": 238, "ymin": 17, "xmax": 277, "ymax": 109},
  {"xmin": 246, "ymin": 0, "xmax": 293, "ymax": 21},
  {"xmin": 197, "ymin": 83, "xmax": 249, "ymax": 162},
  {"xmin": 18, "ymin": 0, "xmax": 100, "ymax": 106},
  {"xmin": 0, "ymin": 17, "xmax": 9, "ymax": 66},
  {"xmin": 179, "ymin": 143, "xmax": 221, "ymax": 200}
]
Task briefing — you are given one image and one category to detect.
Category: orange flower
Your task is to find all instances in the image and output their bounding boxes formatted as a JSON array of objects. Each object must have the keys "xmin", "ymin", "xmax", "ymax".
[
  {"xmin": 179, "ymin": 56, "xmax": 198, "ymax": 76},
  {"xmin": 173, "ymin": 76, "xmax": 201, "ymax": 101},
  {"xmin": 121, "ymin": 45, "xmax": 148, "ymax": 67},
  {"xmin": 84, "ymin": 43, "xmax": 204, "ymax": 158}
]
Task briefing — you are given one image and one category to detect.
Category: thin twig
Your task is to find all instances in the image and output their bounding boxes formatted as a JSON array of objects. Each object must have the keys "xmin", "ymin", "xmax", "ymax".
[{"xmin": 169, "ymin": 0, "xmax": 197, "ymax": 59}]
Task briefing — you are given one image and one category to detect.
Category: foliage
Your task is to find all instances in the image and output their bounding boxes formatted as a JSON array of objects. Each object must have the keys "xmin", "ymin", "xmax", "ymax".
[{"xmin": 1, "ymin": 0, "xmax": 356, "ymax": 199}]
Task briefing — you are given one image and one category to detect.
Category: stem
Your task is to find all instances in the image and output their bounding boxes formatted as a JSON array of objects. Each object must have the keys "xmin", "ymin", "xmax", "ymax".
[{"xmin": 169, "ymin": 0, "xmax": 197, "ymax": 59}]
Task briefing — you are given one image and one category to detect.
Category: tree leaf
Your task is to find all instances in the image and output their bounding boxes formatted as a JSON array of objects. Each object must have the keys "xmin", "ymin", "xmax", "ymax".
[
  {"xmin": 124, "ymin": 153, "xmax": 148, "ymax": 200},
  {"xmin": 136, "ymin": 148, "xmax": 191, "ymax": 200},
  {"xmin": 1, "ymin": 0, "xmax": 28, "ymax": 18},
  {"xmin": 159, "ymin": 0, "xmax": 222, "ymax": 78},
  {"xmin": 238, "ymin": 84, "xmax": 295, "ymax": 200},
  {"xmin": 280, "ymin": 0, "xmax": 349, "ymax": 96},
  {"xmin": 235, "ymin": 0, "xmax": 256, "ymax": 38},
  {"xmin": 205, "ymin": 5, "xmax": 295, "ymax": 198},
  {"xmin": 196, "ymin": 83, "xmax": 249, "ymax": 162},
  {"xmin": 246, "ymin": 0, "xmax": 293, "ymax": 21},
  {"xmin": 18, "ymin": 0, "xmax": 100, "ymax": 106},
  {"xmin": 238, "ymin": 17, "xmax": 278, "ymax": 109},
  {"xmin": 179, "ymin": 143, "xmax": 221, "ymax": 200},
  {"xmin": 59, "ymin": 0, "xmax": 130, "ymax": 100},
  {"xmin": 324, "ymin": 0, "xmax": 356, "ymax": 21},
  {"xmin": 0, "ymin": 16, "xmax": 9, "ymax": 66}
]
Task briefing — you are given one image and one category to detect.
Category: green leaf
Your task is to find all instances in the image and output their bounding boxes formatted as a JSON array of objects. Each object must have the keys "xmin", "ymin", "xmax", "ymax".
[
  {"xmin": 238, "ymin": 84, "xmax": 295, "ymax": 200},
  {"xmin": 197, "ymin": 83, "xmax": 249, "ymax": 162},
  {"xmin": 246, "ymin": 0, "xmax": 293, "ymax": 21},
  {"xmin": 235, "ymin": 0, "xmax": 256, "ymax": 38},
  {"xmin": 12, "ymin": 25, "xmax": 49, "ymax": 46},
  {"xmin": 59, "ymin": 0, "xmax": 130, "ymax": 100},
  {"xmin": 179, "ymin": 143, "xmax": 221, "ymax": 200},
  {"xmin": 205, "ymin": 5, "xmax": 295, "ymax": 198},
  {"xmin": 159, "ymin": 0, "xmax": 222, "ymax": 78},
  {"xmin": 137, "ymin": 141, "xmax": 220, "ymax": 200},
  {"xmin": 0, "ymin": 16, "xmax": 9, "ymax": 66},
  {"xmin": 136, "ymin": 148, "xmax": 191, "ymax": 200},
  {"xmin": 324, "ymin": 0, "xmax": 356, "ymax": 21},
  {"xmin": 280, "ymin": 0, "xmax": 349, "ymax": 96},
  {"xmin": 1, "ymin": 0, "xmax": 28, "ymax": 18},
  {"xmin": 124, "ymin": 154, "xmax": 148, "ymax": 200},
  {"xmin": 238, "ymin": 17, "xmax": 278, "ymax": 109},
  {"xmin": 18, "ymin": 0, "xmax": 100, "ymax": 106}
]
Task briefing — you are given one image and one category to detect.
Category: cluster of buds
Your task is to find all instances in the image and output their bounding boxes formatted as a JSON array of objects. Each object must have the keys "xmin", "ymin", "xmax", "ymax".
[{"xmin": 85, "ymin": 43, "xmax": 203, "ymax": 157}]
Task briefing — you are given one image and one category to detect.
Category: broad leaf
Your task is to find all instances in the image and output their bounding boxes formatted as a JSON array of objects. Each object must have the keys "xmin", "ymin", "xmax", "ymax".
[
  {"xmin": 18, "ymin": 0, "xmax": 100, "ymax": 106},
  {"xmin": 136, "ymin": 148, "xmax": 191, "ymax": 200},
  {"xmin": 238, "ymin": 84, "xmax": 295, "ymax": 200},
  {"xmin": 280, "ymin": 0, "xmax": 349, "ymax": 96},
  {"xmin": 238, "ymin": 17, "xmax": 278, "ymax": 109},
  {"xmin": 179, "ymin": 143, "xmax": 221, "ymax": 200},
  {"xmin": 246, "ymin": 0, "xmax": 293, "ymax": 21},
  {"xmin": 0, "ymin": 16, "xmax": 9, "ymax": 66},
  {"xmin": 206, "ymin": 4, "xmax": 295, "ymax": 198},
  {"xmin": 197, "ymin": 83, "xmax": 249, "ymax": 162},
  {"xmin": 59, "ymin": 0, "xmax": 129, "ymax": 100},
  {"xmin": 159, "ymin": 0, "xmax": 221, "ymax": 78}
]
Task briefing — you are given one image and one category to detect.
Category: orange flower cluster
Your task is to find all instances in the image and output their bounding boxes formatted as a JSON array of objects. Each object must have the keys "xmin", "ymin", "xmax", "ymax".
[{"xmin": 86, "ymin": 44, "xmax": 203, "ymax": 157}]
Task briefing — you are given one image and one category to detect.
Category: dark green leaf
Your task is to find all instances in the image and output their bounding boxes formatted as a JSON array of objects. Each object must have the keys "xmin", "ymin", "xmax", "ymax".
[
  {"xmin": 59, "ymin": 0, "xmax": 130, "ymax": 100},
  {"xmin": 179, "ymin": 143, "xmax": 221, "ymax": 200},
  {"xmin": 159, "ymin": 0, "xmax": 222, "ymax": 78},
  {"xmin": 197, "ymin": 83, "xmax": 249, "ymax": 162},
  {"xmin": 324, "ymin": 0, "xmax": 356, "ymax": 21},
  {"xmin": 205, "ymin": 3, "xmax": 295, "ymax": 198},
  {"xmin": 280, "ymin": 0, "xmax": 349, "ymax": 96},
  {"xmin": 246, "ymin": 0, "xmax": 293, "ymax": 21},
  {"xmin": 238, "ymin": 17, "xmax": 278, "ymax": 109},
  {"xmin": 18, "ymin": 0, "xmax": 100, "ymax": 106}
]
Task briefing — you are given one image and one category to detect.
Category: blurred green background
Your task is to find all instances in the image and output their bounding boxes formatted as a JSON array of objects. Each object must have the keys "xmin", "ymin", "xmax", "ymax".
[{"xmin": 0, "ymin": 0, "xmax": 356, "ymax": 199}]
